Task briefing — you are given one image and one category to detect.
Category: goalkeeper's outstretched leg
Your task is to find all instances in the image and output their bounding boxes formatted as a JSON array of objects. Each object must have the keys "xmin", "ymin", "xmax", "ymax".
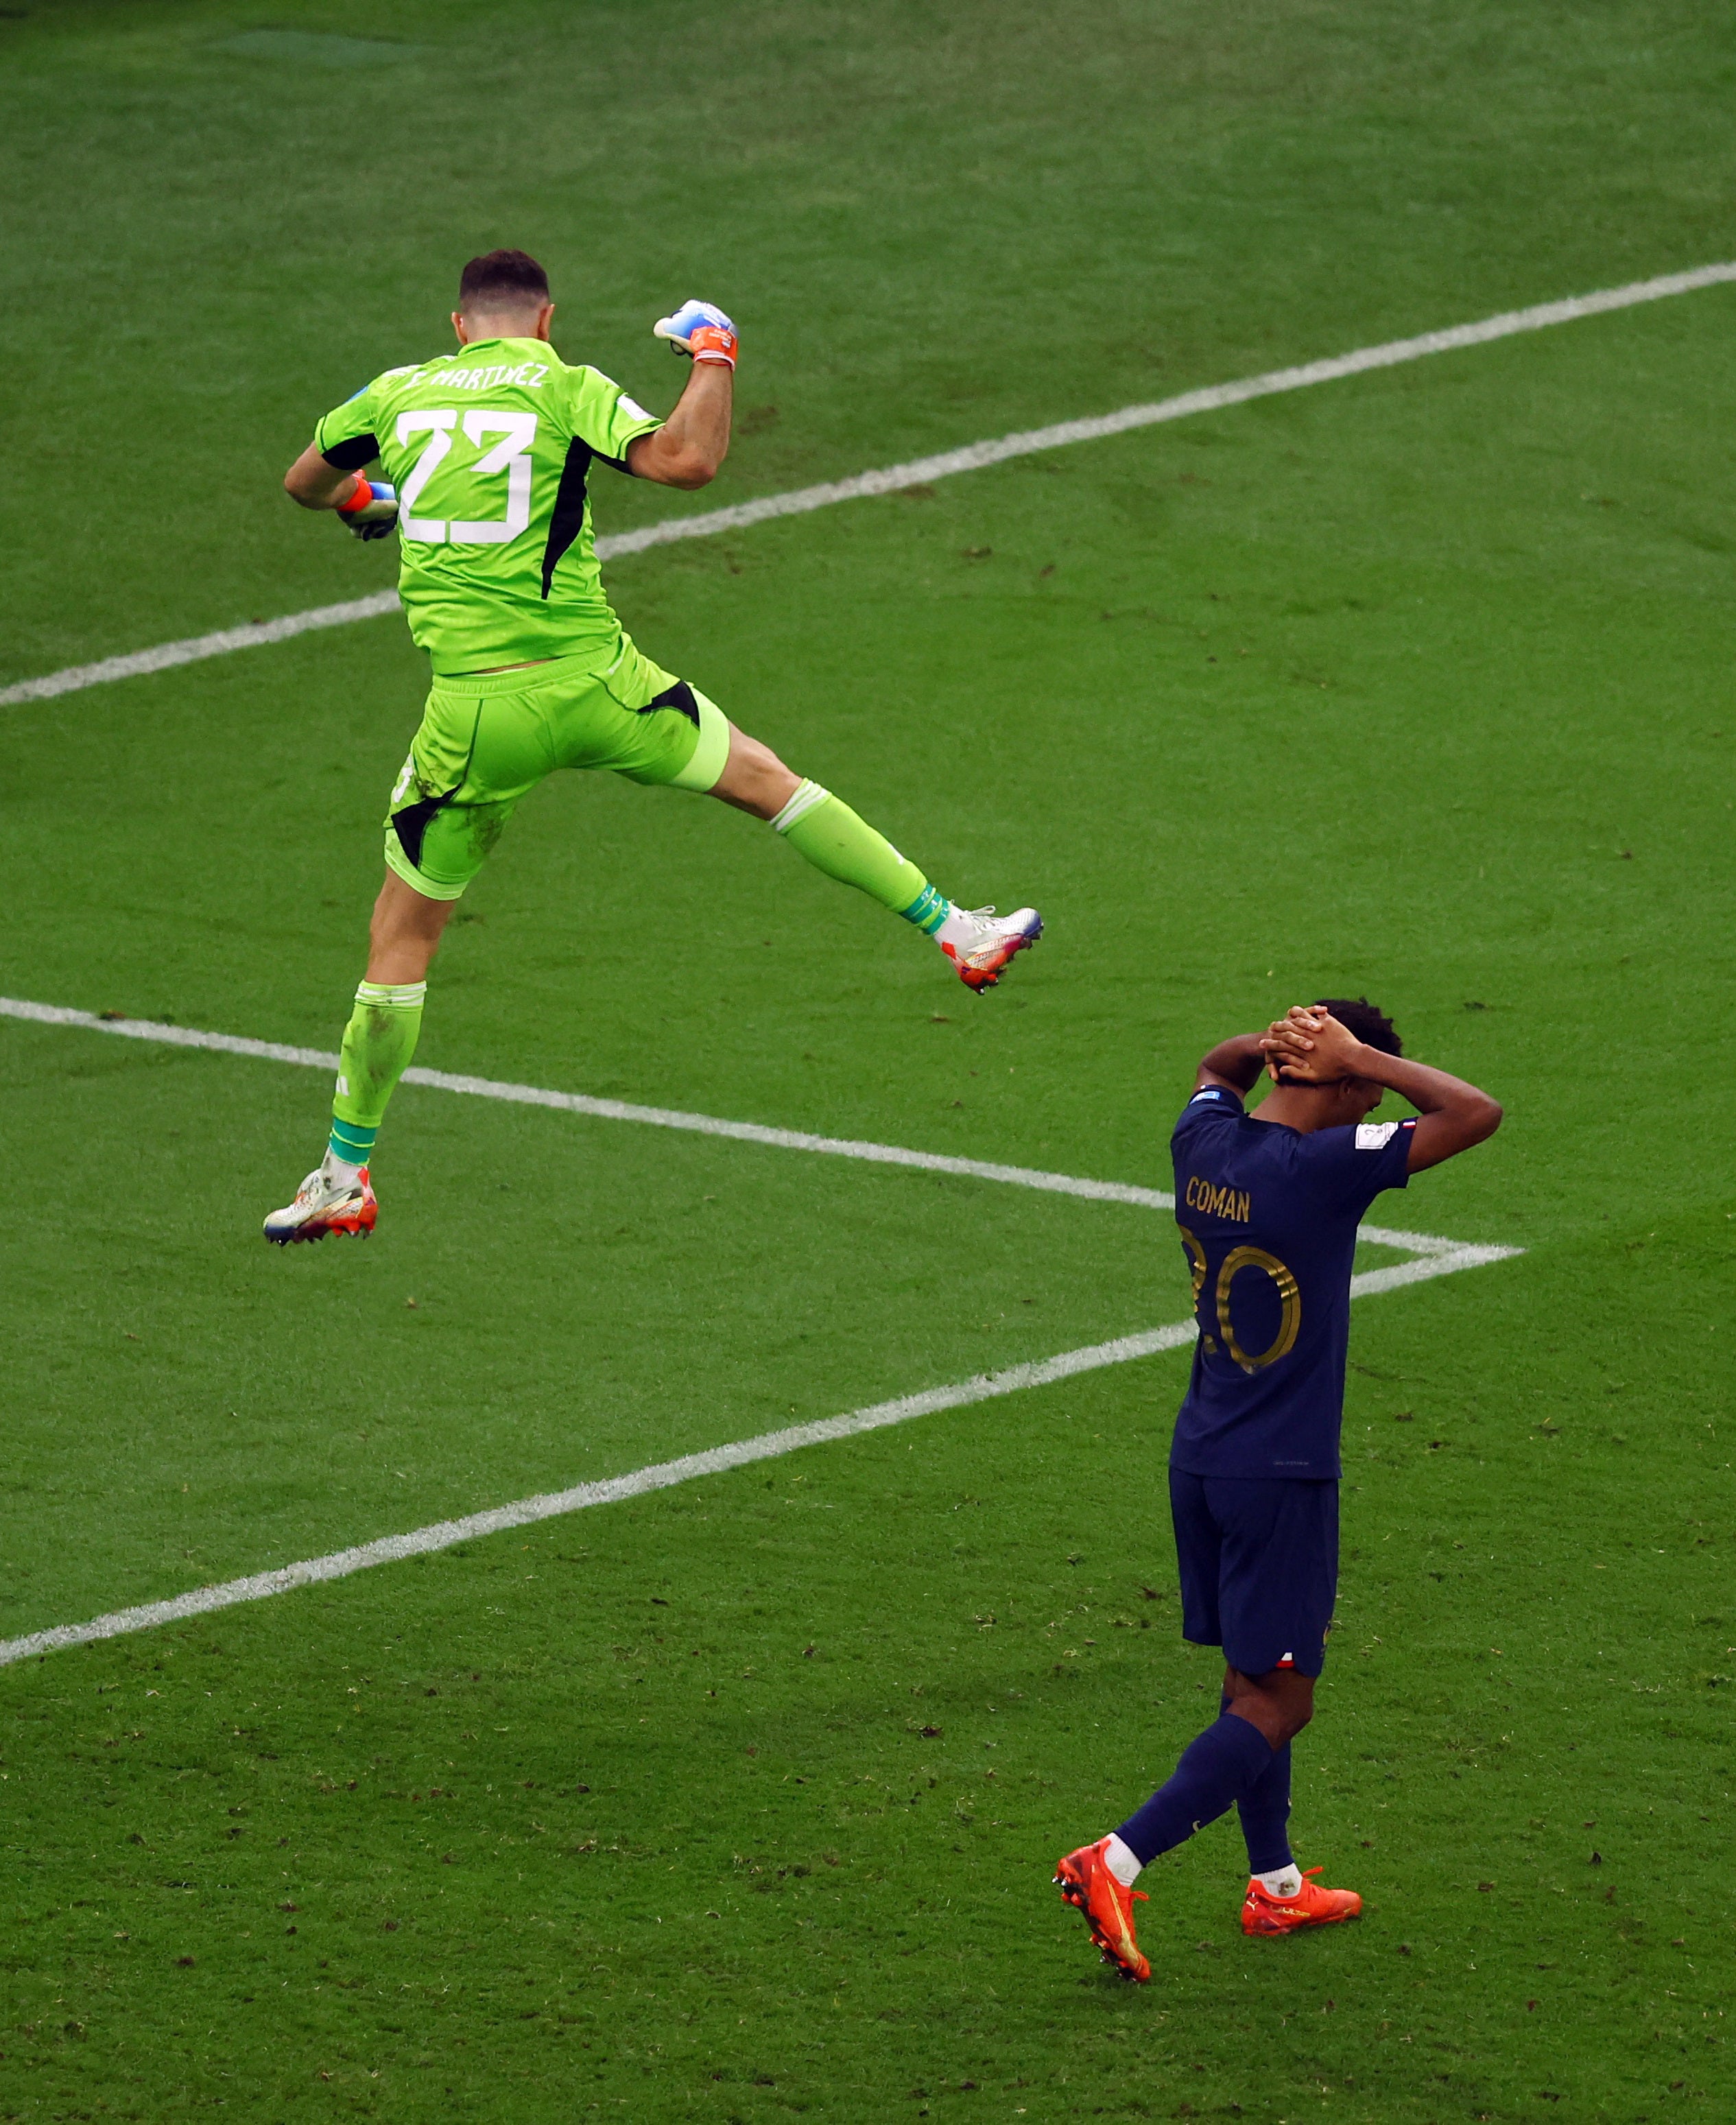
[
  {"xmin": 261, "ymin": 713, "xmax": 1042, "ymax": 1246},
  {"xmin": 708, "ymin": 720, "xmax": 1043, "ymax": 993},
  {"xmin": 261, "ymin": 715, "xmax": 1041, "ymax": 1240}
]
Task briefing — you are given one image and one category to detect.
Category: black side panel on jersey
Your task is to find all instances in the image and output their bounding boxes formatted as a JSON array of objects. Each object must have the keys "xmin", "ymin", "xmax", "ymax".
[
  {"xmin": 540, "ymin": 440, "xmax": 594, "ymax": 598},
  {"xmin": 321, "ymin": 432, "xmax": 381, "ymax": 471}
]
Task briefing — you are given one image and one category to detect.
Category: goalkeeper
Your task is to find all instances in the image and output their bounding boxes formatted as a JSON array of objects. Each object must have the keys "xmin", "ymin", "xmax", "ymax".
[{"xmin": 266, "ymin": 249, "xmax": 1041, "ymax": 1244}]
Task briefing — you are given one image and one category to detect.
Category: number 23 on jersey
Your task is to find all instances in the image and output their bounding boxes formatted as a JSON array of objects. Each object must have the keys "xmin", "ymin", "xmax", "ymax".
[{"xmin": 395, "ymin": 409, "xmax": 538, "ymax": 545}]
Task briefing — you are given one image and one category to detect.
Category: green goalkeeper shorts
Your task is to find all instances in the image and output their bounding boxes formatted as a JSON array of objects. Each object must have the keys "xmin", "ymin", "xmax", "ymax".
[{"xmin": 383, "ymin": 634, "xmax": 732, "ymax": 901}]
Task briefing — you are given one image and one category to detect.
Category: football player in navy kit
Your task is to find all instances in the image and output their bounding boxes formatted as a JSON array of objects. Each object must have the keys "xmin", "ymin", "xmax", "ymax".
[{"xmin": 1056, "ymin": 999, "xmax": 1501, "ymax": 1980}]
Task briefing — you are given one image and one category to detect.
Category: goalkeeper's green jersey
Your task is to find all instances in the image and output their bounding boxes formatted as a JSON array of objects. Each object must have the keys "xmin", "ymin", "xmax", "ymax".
[{"xmin": 313, "ymin": 337, "xmax": 664, "ymax": 674}]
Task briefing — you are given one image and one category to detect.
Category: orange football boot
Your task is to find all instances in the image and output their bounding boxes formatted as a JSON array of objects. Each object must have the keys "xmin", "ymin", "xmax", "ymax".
[
  {"xmin": 1054, "ymin": 1838, "xmax": 1150, "ymax": 1982},
  {"xmin": 1241, "ymin": 1865, "xmax": 1363, "ymax": 1935}
]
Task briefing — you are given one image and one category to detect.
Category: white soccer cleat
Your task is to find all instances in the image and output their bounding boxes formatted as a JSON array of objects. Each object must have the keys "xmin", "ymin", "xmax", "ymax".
[
  {"xmin": 263, "ymin": 1163, "xmax": 378, "ymax": 1244},
  {"xmin": 936, "ymin": 903, "xmax": 1044, "ymax": 992}
]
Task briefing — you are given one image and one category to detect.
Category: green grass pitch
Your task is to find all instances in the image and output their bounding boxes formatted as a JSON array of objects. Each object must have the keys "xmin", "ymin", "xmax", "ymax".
[{"xmin": 2, "ymin": 1, "xmax": 1734, "ymax": 2117}]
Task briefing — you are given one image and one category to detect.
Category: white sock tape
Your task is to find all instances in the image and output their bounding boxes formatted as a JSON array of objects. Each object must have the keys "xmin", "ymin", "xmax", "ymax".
[{"xmin": 769, "ymin": 780, "xmax": 831, "ymax": 835}]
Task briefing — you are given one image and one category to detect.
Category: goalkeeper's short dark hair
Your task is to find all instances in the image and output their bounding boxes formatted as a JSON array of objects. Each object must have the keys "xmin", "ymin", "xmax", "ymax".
[
  {"xmin": 458, "ymin": 249, "xmax": 550, "ymax": 311},
  {"xmin": 1314, "ymin": 996, "xmax": 1403, "ymax": 1056}
]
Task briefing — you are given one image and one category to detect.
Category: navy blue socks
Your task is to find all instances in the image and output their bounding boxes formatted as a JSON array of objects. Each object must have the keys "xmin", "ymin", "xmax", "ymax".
[
  {"xmin": 1237, "ymin": 1737, "xmax": 1295, "ymax": 1873},
  {"xmin": 1116, "ymin": 1711, "xmax": 1279, "ymax": 1866},
  {"xmin": 1212, "ymin": 1688, "xmax": 1295, "ymax": 1875}
]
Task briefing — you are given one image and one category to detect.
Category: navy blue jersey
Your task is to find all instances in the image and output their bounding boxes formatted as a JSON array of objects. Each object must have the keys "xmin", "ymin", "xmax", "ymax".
[{"xmin": 1168, "ymin": 1084, "xmax": 1416, "ymax": 1480}]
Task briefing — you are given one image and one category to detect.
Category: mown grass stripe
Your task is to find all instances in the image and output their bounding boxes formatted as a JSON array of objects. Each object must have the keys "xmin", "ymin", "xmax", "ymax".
[
  {"xmin": 0, "ymin": 1236, "xmax": 1519, "ymax": 1668},
  {"xmin": 3, "ymin": 260, "xmax": 1731, "ymax": 708},
  {"xmin": 0, "ymin": 994, "xmax": 1522, "ymax": 1662},
  {"xmin": 0, "ymin": 995, "xmax": 1510, "ymax": 1257}
]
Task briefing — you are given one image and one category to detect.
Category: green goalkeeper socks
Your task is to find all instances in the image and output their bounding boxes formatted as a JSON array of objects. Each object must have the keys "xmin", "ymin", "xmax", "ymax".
[
  {"xmin": 329, "ymin": 980, "xmax": 426, "ymax": 1168},
  {"xmin": 322, "ymin": 788, "xmax": 940, "ymax": 1172},
  {"xmin": 770, "ymin": 781, "xmax": 950, "ymax": 931}
]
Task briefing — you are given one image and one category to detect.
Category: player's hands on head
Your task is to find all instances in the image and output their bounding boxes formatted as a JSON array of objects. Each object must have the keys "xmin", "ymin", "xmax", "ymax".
[
  {"xmin": 653, "ymin": 299, "xmax": 738, "ymax": 368},
  {"xmin": 337, "ymin": 477, "xmax": 399, "ymax": 541},
  {"xmin": 1259, "ymin": 1006, "xmax": 1364, "ymax": 1085}
]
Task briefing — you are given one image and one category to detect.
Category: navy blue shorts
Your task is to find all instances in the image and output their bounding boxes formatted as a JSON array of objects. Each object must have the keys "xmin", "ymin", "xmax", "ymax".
[{"xmin": 1168, "ymin": 1471, "xmax": 1339, "ymax": 1678}]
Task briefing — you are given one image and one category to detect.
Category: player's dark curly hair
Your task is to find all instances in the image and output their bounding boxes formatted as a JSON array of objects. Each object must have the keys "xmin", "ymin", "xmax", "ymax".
[
  {"xmin": 1313, "ymin": 997, "xmax": 1403, "ymax": 1056},
  {"xmin": 458, "ymin": 249, "xmax": 550, "ymax": 311}
]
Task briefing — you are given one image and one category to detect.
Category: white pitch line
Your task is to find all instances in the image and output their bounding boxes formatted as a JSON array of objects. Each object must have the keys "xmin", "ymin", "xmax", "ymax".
[
  {"xmin": 0, "ymin": 994, "xmax": 1521, "ymax": 1665},
  {"xmin": 4, "ymin": 260, "xmax": 1732, "ymax": 710},
  {"xmin": 0, "ymin": 994, "xmax": 1483, "ymax": 1255},
  {"xmin": 0, "ymin": 1323, "xmax": 1196, "ymax": 1666},
  {"xmin": 0, "ymin": 1233, "xmax": 1521, "ymax": 1669},
  {"xmin": 0, "ymin": 591, "xmax": 402, "ymax": 709},
  {"xmin": 598, "ymin": 261, "xmax": 1736, "ymax": 559}
]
